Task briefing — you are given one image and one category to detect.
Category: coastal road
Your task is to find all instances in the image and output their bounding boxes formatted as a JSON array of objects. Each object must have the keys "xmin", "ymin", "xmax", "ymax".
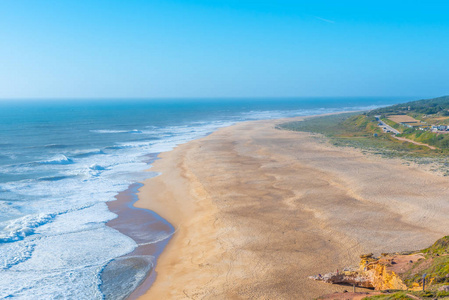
[
  {"xmin": 374, "ymin": 116, "xmax": 435, "ymax": 149},
  {"xmin": 375, "ymin": 115, "xmax": 400, "ymax": 134}
]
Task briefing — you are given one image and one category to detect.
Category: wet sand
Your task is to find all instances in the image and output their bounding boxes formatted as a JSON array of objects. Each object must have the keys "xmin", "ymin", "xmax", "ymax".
[
  {"xmin": 105, "ymin": 183, "xmax": 173, "ymax": 300},
  {"xmin": 135, "ymin": 117, "xmax": 449, "ymax": 299}
]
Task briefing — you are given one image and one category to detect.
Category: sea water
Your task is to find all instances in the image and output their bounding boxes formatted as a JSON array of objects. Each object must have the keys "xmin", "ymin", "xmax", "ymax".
[{"xmin": 0, "ymin": 98, "xmax": 406, "ymax": 299}]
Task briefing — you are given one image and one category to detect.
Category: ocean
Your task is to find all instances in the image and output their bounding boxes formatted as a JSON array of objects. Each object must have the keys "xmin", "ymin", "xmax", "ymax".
[{"xmin": 0, "ymin": 98, "xmax": 406, "ymax": 299}]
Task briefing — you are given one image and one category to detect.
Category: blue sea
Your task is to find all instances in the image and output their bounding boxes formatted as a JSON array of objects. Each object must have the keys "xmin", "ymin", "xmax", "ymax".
[{"xmin": 0, "ymin": 98, "xmax": 407, "ymax": 299}]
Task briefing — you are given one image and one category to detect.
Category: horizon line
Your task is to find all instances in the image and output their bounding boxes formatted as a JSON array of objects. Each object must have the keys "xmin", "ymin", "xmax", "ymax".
[{"xmin": 0, "ymin": 95, "xmax": 432, "ymax": 101}]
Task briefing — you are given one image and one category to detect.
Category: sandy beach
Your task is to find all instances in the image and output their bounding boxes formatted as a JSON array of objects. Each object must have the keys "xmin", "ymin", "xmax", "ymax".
[{"xmin": 134, "ymin": 116, "xmax": 449, "ymax": 299}]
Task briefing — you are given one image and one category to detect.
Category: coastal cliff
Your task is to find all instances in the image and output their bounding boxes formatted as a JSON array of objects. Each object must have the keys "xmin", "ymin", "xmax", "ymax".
[{"xmin": 313, "ymin": 236, "xmax": 449, "ymax": 299}]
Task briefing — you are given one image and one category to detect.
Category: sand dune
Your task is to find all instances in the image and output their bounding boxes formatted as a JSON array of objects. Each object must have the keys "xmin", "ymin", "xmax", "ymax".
[{"xmin": 135, "ymin": 117, "xmax": 449, "ymax": 299}]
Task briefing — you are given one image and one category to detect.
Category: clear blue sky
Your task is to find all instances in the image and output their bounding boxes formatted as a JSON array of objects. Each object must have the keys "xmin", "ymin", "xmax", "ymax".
[{"xmin": 1, "ymin": 0, "xmax": 448, "ymax": 99}]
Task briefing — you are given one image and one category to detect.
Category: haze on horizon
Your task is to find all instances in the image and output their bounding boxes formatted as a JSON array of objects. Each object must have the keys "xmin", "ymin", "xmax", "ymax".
[{"xmin": 0, "ymin": 0, "xmax": 448, "ymax": 99}]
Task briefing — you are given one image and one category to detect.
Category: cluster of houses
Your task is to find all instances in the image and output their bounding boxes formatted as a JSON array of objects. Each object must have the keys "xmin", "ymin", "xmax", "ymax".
[
  {"xmin": 399, "ymin": 122, "xmax": 449, "ymax": 132},
  {"xmin": 431, "ymin": 125, "xmax": 449, "ymax": 132},
  {"xmin": 376, "ymin": 115, "xmax": 449, "ymax": 134}
]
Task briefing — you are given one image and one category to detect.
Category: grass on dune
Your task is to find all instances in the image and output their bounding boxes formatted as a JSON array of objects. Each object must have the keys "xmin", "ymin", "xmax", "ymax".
[
  {"xmin": 277, "ymin": 113, "xmax": 449, "ymax": 175},
  {"xmin": 277, "ymin": 113, "xmax": 438, "ymax": 157}
]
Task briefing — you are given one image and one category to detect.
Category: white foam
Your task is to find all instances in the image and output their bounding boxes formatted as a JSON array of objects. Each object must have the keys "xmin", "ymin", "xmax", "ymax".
[
  {"xmin": 71, "ymin": 148, "xmax": 105, "ymax": 157},
  {"xmin": 129, "ymin": 129, "xmax": 143, "ymax": 134},
  {"xmin": 0, "ymin": 118, "xmax": 244, "ymax": 297},
  {"xmin": 14, "ymin": 227, "xmax": 135, "ymax": 272},
  {"xmin": 0, "ymin": 264, "xmax": 104, "ymax": 299},
  {"xmin": 91, "ymin": 129, "xmax": 143, "ymax": 134},
  {"xmin": 0, "ymin": 241, "xmax": 35, "ymax": 270},
  {"xmin": 1, "ymin": 227, "xmax": 136, "ymax": 299},
  {"xmin": 0, "ymin": 213, "xmax": 56, "ymax": 243},
  {"xmin": 38, "ymin": 154, "xmax": 73, "ymax": 165},
  {"xmin": 0, "ymin": 104, "xmax": 387, "ymax": 298},
  {"xmin": 90, "ymin": 129, "xmax": 129, "ymax": 133}
]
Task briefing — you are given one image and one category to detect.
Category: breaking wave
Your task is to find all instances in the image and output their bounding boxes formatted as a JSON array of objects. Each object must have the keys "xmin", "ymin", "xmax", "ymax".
[
  {"xmin": 0, "ymin": 213, "xmax": 57, "ymax": 243},
  {"xmin": 38, "ymin": 155, "xmax": 73, "ymax": 165}
]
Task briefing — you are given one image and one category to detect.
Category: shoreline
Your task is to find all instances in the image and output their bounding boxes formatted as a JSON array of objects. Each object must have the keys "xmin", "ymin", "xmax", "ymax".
[
  {"xmin": 134, "ymin": 114, "xmax": 449, "ymax": 298},
  {"xmin": 104, "ymin": 179, "xmax": 174, "ymax": 299}
]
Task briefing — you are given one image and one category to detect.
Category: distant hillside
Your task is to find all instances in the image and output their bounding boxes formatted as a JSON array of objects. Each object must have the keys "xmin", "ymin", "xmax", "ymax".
[
  {"xmin": 279, "ymin": 95, "xmax": 449, "ymax": 158},
  {"xmin": 369, "ymin": 96, "xmax": 449, "ymax": 116}
]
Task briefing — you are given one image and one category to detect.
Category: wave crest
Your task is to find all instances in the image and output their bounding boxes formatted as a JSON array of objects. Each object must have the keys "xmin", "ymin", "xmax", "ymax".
[
  {"xmin": 0, "ymin": 213, "xmax": 56, "ymax": 243},
  {"xmin": 39, "ymin": 155, "xmax": 73, "ymax": 165},
  {"xmin": 91, "ymin": 129, "xmax": 143, "ymax": 134}
]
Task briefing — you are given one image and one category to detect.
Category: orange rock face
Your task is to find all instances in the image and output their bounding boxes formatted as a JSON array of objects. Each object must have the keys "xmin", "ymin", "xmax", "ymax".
[{"xmin": 311, "ymin": 253, "xmax": 425, "ymax": 291}]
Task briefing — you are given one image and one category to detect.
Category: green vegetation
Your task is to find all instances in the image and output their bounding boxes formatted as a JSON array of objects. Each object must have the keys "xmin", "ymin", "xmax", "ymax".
[
  {"xmin": 402, "ymin": 255, "xmax": 449, "ymax": 287},
  {"xmin": 368, "ymin": 96, "xmax": 449, "ymax": 116},
  {"xmin": 400, "ymin": 236, "xmax": 449, "ymax": 287},
  {"xmin": 276, "ymin": 112, "xmax": 364, "ymax": 136},
  {"xmin": 363, "ymin": 95, "xmax": 449, "ymax": 150},
  {"xmin": 363, "ymin": 290, "xmax": 449, "ymax": 299},
  {"xmin": 278, "ymin": 107, "xmax": 449, "ymax": 175},
  {"xmin": 423, "ymin": 236, "xmax": 449, "ymax": 256},
  {"xmin": 381, "ymin": 118, "xmax": 403, "ymax": 132},
  {"xmin": 314, "ymin": 236, "xmax": 449, "ymax": 299},
  {"xmin": 396, "ymin": 236, "xmax": 449, "ymax": 294},
  {"xmin": 365, "ymin": 95, "xmax": 449, "ymax": 150},
  {"xmin": 398, "ymin": 129, "xmax": 449, "ymax": 150},
  {"xmin": 362, "ymin": 291, "xmax": 413, "ymax": 299},
  {"xmin": 278, "ymin": 113, "xmax": 438, "ymax": 158}
]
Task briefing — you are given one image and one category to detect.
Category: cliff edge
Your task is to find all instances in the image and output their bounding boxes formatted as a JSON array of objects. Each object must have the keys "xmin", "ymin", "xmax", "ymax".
[{"xmin": 312, "ymin": 236, "xmax": 449, "ymax": 299}]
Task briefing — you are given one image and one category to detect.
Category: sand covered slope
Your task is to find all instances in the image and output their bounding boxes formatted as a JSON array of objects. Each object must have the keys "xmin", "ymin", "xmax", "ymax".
[{"xmin": 135, "ymin": 117, "xmax": 449, "ymax": 299}]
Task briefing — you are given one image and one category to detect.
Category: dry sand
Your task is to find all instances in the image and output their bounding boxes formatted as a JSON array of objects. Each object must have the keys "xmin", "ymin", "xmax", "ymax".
[{"xmin": 134, "ymin": 117, "xmax": 449, "ymax": 299}]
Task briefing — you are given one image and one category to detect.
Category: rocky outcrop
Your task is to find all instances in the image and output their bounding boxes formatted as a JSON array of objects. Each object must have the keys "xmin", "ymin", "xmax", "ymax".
[
  {"xmin": 313, "ymin": 236, "xmax": 449, "ymax": 299},
  {"xmin": 309, "ymin": 252, "xmax": 424, "ymax": 290},
  {"xmin": 308, "ymin": 267, "xmax": 374, "ymax": 288}
]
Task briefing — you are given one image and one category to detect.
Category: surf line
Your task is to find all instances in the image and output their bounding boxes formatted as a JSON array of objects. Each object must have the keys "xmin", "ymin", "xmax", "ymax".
[{"xmin": 103, "ymin": 154, "xmax": 175, "ymax": 300}]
